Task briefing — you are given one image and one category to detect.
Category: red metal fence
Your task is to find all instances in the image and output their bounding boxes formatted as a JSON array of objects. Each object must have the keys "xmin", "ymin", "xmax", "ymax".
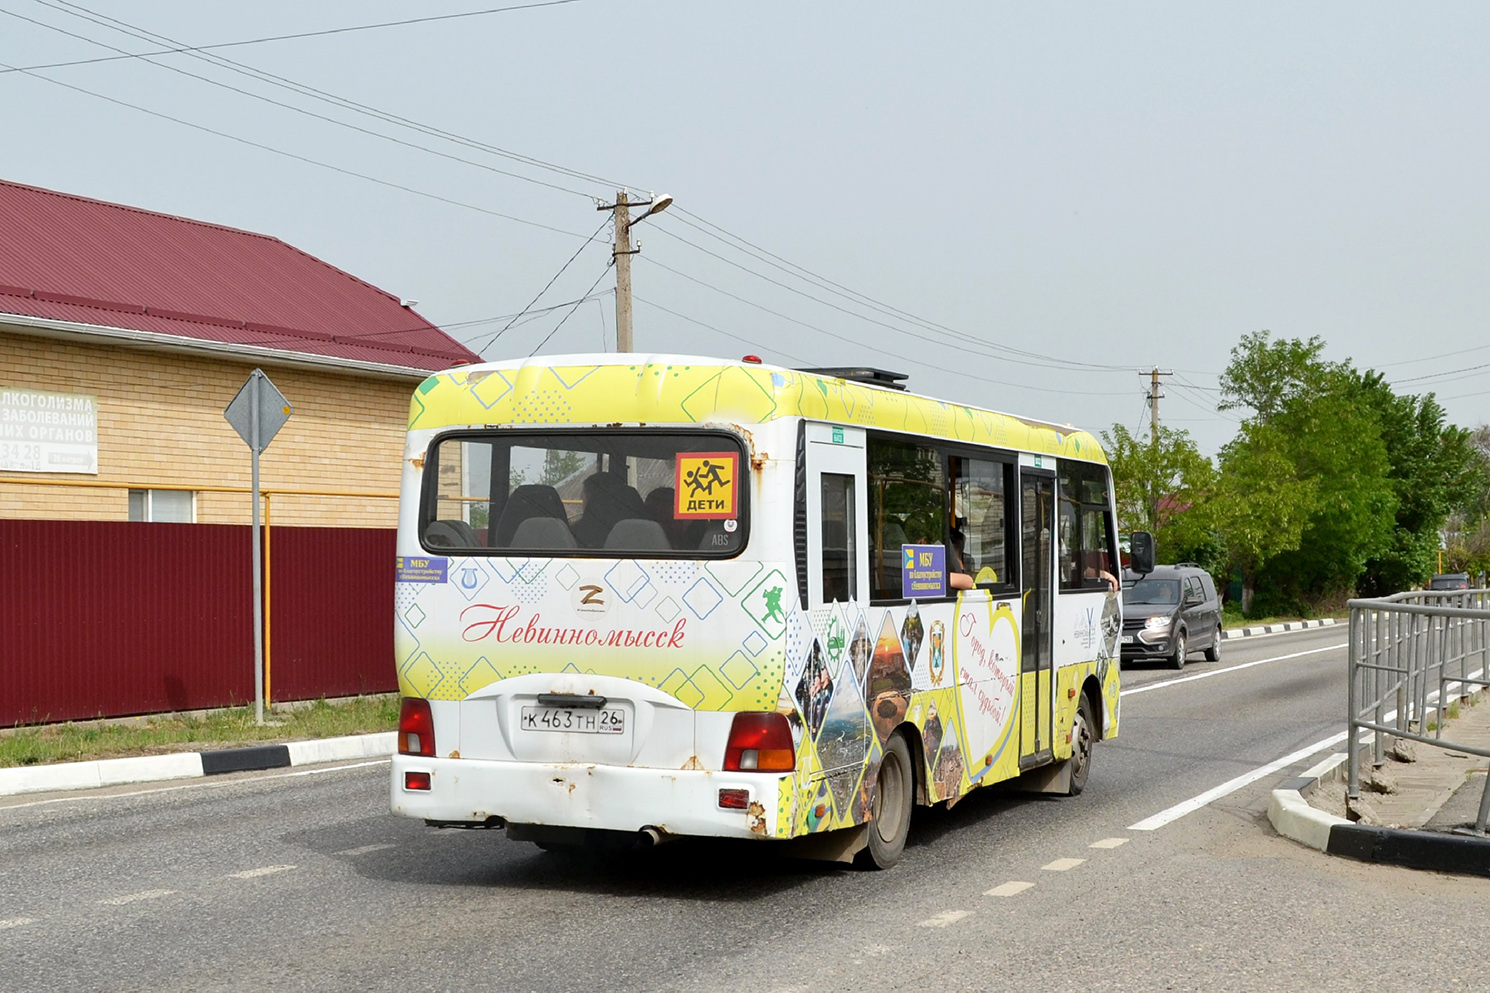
[{"xmin": 0, "ymin": 519, "xmax": 395, "ymax": 726}]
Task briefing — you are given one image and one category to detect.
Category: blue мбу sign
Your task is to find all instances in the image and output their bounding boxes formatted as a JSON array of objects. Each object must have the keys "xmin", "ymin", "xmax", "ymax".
[
  {"xmin": 901, "ymin": 543, "xmax": 945, "ymax": 598},
  {"xmin": 396, "ymin": 556, "xmax": 448, "ymax": 584}
]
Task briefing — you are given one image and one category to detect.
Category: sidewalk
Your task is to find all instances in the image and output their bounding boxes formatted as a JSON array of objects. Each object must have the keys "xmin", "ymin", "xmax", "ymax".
[
  {"xmin": 0, "ymin": 733, "xmax": 395, "ymax": 798},
  {"xmin": 1269, "ymin": 684, "xmax": 1490, "ymax": 877}
]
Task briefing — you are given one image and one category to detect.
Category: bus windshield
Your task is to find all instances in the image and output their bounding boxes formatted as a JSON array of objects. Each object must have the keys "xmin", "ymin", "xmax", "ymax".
[{"xmin": 420, "ymin": 430, "xmax": 747, "ymax": 557}]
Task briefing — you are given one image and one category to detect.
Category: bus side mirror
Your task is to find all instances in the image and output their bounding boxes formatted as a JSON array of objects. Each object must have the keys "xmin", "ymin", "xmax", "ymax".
[{"xmin": 1129, "ymin": 532, "xmax": 1155, "ymax": 577}]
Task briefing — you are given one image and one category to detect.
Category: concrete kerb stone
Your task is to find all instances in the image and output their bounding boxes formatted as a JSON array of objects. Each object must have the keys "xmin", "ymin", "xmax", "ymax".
[
  {"xmin": 1268, "ymin": 753, "xmax": 1351, "ymax": 851},
  {"xmin": 1269, "ymin": 683, "xmax": 1490, "ymax": 877},
  {"xmin": 0, "ymin": 731, "xmax": 396, "ymax": 798},
  {"xmin": 1221, "ymin": 617, "xmax": 1339, "ymax": 641}
]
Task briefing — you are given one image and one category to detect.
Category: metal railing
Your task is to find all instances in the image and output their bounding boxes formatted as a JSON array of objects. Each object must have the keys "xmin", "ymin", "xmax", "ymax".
[{"xmin": 1347, "ymin": 589, "xmax": 1490, "ymax": 835}]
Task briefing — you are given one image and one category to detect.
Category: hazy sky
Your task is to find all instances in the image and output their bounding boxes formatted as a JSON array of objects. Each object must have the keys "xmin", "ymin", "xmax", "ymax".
[{"xmin": 3, "ymin": 2, "xmax": 1487, "ymax": 455}]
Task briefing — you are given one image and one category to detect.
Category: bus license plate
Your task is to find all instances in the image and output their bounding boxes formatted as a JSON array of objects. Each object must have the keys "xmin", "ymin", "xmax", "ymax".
[
  {"xmin": 520, "ymin": 706, "xmax": 626, "ymax": 734},
  {"xmin": 1120, "ymin": 635, "xmax": 1134, "ymax": 645}
]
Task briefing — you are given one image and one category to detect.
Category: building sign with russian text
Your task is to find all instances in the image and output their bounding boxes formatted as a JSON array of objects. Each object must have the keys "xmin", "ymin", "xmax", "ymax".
[{"xmin": 0, "ymin": 388, "xmax": 98, "ymax": 474}]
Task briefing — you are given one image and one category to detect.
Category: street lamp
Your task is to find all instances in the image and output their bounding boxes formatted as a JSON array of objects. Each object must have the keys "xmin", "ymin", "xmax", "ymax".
[{"xmin": 599, "ymin": 190, "xmax": 673, "ymax": 352}]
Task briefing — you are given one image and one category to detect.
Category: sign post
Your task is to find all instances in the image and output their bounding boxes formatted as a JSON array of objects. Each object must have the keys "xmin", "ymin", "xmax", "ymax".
[{"xmin": 224, "ymin": 370, "xmax": 292, "ymax": 725}]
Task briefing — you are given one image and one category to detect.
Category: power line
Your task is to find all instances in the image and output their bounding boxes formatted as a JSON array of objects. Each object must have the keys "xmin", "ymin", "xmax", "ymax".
[
  {"xmin": 632, "ymin": 294, "xmax": 814, "ymax": 365},
  {"xmin": 664, "ymin": 208, "xmax": 1134, "ymax": 374},
  {"xmin": 528, "ymin": 265, "xmax": 612, "ymax": 357},
  {"xmin": 3, "ymin": 4, "xmax": 597, "ymax": 200},
  {"xmin": 640, "ymin": 260, "xmax": 1134, "ymax": 397},
  {"xmin": 0, "ymin": 57, "xmax": 588, "ymax": 239},
  {"xmin": 28, "ymin": 0, "xmax": 643, "ymax": 197},
  {"xmin": 650, "ymin": 223, "xmax": 1128, "ymax": 376},
  {"xmin": 1391, "ymin": 361, "xmax": 1490, "ymax": 387},
  {"xmin": 2, "ymin": 0, "xmax": 593, "ymax": 74},
  {"xmin": 472, "ymin": 216, "xmax": 611, "ymax": 351}
]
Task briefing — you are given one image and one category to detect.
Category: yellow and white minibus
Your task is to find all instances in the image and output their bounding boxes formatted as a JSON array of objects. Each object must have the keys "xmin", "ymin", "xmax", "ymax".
[{"xmin": 390, "ymin": 355, "xmax": 1124, "ymax": 867}]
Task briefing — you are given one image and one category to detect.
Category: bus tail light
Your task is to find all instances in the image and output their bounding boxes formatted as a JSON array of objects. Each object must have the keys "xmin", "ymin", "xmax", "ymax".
[
  {"xmin": 404, "ymin": 771, "xmax": 432, "ymax": 791},
  {"xmin": 722, "ymin": 712, "xmax": 795, "ymax": 772},
  {"xmin": 398, "ymin": 698, "xmax": 436, "ymax": 757}
]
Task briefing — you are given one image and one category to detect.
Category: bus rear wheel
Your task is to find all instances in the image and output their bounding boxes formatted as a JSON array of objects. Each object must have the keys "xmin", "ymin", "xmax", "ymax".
[{"xmin": 857, "ymin": 732, "xmax": 913, "ymax": 870}]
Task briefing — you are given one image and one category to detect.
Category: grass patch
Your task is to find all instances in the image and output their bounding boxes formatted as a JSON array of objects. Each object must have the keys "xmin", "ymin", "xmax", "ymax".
[
  {"xmin": 1221, "ymin": 614, "xmax": 1313, "ymax": 630},
  {"xmin": 0, "ymin": 695, "xmax": 400, "ymax": 769}
]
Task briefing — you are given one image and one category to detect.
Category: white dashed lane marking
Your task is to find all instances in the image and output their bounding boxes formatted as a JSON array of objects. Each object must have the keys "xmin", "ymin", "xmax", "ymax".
[
  {"xmin": 1041, "ymin": 857, "xmax": 1086, "ymax": 872},
  {"xmin": 984, "ymin": 881, "xmax": 1034, "ymax": 897},
  {"xmin": 98, "ymin": 889, "xmax": 176, "ymax": 905},
  {"xmin": 918, "ymin": 910, "xmax": 971, "ymax": 928},
  {"xmin": 229, "ymin": 865, "xmax": 297, "ymax": 879},
  {"xmin": 334, "ymin": 844, "xmax": 394, "ymax": 857},
  {"xmin": 0, "ymin": 916, "xmax": 39, "ymax": 928},
  {"xmin": 1089, "ymin": 837, "xmax": 1128, "ymax": 849}
]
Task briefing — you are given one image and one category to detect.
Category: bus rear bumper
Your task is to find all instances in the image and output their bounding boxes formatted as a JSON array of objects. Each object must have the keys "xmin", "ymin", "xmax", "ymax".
[{"xmin": 389, "ymin": 754, "xmax": 788, "ymax": 840}]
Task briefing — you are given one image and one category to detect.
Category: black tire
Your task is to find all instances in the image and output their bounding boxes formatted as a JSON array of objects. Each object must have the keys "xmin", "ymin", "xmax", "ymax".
[
  {"xmin": 857, "ymin": 732, "xmax": 914, "ymax": 870},
  {"xmin": 1204, "ymin": 624, "xmax": 1222, "ymax": 662},
  {"xmin": 1169, "ymin": 630, "xmax": 1187, "ymax": 670},
  {"xmin": 1066, "ymin": 694, "xmax": 1097, "ymax": 796}
]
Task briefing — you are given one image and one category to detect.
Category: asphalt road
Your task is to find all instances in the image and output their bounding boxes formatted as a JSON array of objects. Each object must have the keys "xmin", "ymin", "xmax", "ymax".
[{"xmin": 3, "ymin": 627, "xmax": 1486, "ymax": 992}]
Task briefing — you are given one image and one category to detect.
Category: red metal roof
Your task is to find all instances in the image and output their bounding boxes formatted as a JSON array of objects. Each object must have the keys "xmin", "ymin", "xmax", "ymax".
[{"xmin": 0, "ymin": 179, "xmax": 479, "ymax": 372}]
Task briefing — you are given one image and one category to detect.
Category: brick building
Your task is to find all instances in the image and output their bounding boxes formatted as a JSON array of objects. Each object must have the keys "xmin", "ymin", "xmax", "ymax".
[{"xmin": 0, "ymin": 178, "xmax": 478, "ymax": 525}]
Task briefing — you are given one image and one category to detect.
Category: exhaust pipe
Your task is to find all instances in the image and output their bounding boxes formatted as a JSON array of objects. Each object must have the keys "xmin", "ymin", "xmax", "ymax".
[{"xmin": 638, "ymin": 826, "xmax": 664, "ymax": 847}]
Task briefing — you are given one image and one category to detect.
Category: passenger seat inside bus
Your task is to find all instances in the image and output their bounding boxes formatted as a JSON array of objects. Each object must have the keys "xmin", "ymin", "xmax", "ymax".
[
  {"xmin": 491, "ymin": 484, "xmax": 570, "ymax": 548},
  {"xmin": 425, "ymin": 519, "xmax": 480, "ymax": 549},
  {"xmin": 574, "ymin": 475, "xmax": 648, "ymax": 548},
  {"xmin": 510, "ymin": 517, "xmax": 577, "ymax": 550},
  {"xmin": 603, "ymin": 518, "xmax": 672, "ymax": 551}
]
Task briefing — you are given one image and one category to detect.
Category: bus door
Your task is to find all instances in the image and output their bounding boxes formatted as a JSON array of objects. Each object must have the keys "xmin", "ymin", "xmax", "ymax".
[
  {"xmin": 805, "ymin": 423, "xmax": 867, "ymax": 609},
  {"xmin": 1019, "ymin": 466, "xmax": 1054, "ymax": 766}
]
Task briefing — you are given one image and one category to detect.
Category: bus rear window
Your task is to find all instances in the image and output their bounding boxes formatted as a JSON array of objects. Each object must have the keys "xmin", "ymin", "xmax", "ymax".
[{"xmin": 421, "ymin": 431, "xmax": 747, "ymax": 557}]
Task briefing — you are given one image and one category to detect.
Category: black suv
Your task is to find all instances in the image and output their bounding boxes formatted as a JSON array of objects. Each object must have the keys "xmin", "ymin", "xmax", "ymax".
[{"xmin": 1121, "ymin": 564, "xmax": 1222, "ymax": 669}]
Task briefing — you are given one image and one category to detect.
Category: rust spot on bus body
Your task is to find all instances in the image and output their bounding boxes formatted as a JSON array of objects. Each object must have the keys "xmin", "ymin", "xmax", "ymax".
[{"xmin": 747, "ymin": 801, "xmax": 768, "ymax": 835}]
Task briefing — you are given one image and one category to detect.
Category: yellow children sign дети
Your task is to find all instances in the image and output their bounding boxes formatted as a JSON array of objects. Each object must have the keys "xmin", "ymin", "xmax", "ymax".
[{"xmin": 675, "ymin": 452, "xmax": 738, "ymax": 518}]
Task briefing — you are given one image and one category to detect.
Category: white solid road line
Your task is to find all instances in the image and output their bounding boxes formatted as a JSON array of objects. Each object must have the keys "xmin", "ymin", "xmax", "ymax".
[
  {"xmin": 1, "ymin": 759, "xmax": 390, "ymax": 811},
  {"xmin": 1122, "ymin": 642, "xmax": 1348, "ymax": 696},
  {"xmin": 918, "ymin": 910, "xmax": 972, "ymax": 927},
  {"xmin": 1127, "ymin": 730, "xmax": 1349, "ymax": 831},
  {"xmin": 1125, "ymin": 664, "xmax": 1485, "ymax": 832},
  {"xmin": 98, "ymin": 888, "xmax": 176, "ymax": 905},
  {"xmin": 334, "ymin": 843, "xmax": 395, "ymax": 857},
  {"xmin": 0, "ymin": 916, "xmax": 39, "ymax": 928}
]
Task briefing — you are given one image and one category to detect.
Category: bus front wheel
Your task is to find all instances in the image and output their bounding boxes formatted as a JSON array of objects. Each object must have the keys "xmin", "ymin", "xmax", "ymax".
[
  {"xmin": 858, "ymin": 731, "xmax": 913, "ymax": 870},
  {"xmin": 1066, "ymin": 695, "xmax": 1096, "ymax": 796}
]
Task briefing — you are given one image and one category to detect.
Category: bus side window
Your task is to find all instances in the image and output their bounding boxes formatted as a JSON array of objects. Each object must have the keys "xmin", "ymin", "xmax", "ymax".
[
  {"xmin": 950, "ymin": 456, "xmax": 1013, "ymax": 588},
  {"xmin": 867, "ymin": 435, "xmax": 944, "ymax": 601},
  {"xmin": 1057, "ymin": 461, "xmax": 1118, "ymax": 592},
  {"xmin": 821, "ymin": 472, "xmax": 857, "ymax": 603}
]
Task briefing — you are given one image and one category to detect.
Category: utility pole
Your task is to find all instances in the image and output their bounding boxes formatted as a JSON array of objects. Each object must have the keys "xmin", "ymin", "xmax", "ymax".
[
  {"xmin": 599, "ymin": 190, "xmax": 672, "ymax": 353},
  {"xmin": 612, "ymin": 191, "xmax": 634, "ymax": 353},
  {"xmin": 1143, "ymin": 368, "xmax": 1173, "ymax": 446}
]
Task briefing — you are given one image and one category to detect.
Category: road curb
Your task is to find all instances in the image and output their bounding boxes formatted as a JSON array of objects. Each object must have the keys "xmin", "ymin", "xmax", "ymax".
[
  {"xmin": 1221, "ymin": 617, "xmax": 1339, "ymax": 641},
  {"xmin": 1268, "ymin": 752, "xmax": 1351, "ymax": 851},
  {"xmin": 1269, "ymin": 748, "xmax": 1490, "ymax": 877},
  {"xmin": 0, "ymin": 732, "xmax": 395, "ymax": 798}
]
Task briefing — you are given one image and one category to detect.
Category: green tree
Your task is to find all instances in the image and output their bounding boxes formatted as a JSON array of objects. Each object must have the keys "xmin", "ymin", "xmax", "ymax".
[
  {"xmin": 1213, "ymin": 422, "xmax": 1316, "ymax": 614},
  {"xmin": 541, "ymin": 448, "xmax": 588, "ymax": 487},
  {"xmin": 1352, "ymin": 376, "xmax": 1480, "ymax": 595},
  {"xmin": 1216, "ymin": 331, "xmax": 1397, "ymax": 613},
  {"xmin": 1219, "ymin": 330, "xmax": 1332, "ymax": 423},
  {"xmin": 1100, "ymin": 423, "xmax": 1218, "ymax": 566}
]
